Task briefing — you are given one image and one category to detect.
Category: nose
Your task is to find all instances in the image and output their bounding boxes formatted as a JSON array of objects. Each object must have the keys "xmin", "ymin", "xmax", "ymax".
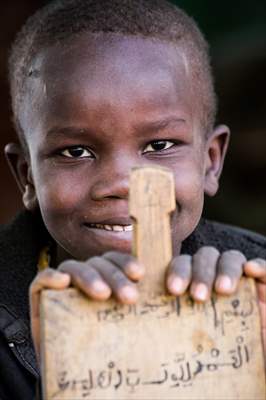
[{"xmin": 90, "ymin": 155, "xmax": 134, "ymax": 201}]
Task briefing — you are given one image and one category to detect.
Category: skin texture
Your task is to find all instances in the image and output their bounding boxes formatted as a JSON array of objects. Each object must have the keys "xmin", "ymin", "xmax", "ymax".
[{"xmin": 5, "ymin": 34, "xmax": 266, "ymax": 362}]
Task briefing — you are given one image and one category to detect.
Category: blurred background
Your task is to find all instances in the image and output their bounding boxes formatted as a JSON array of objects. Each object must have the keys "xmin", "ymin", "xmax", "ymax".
[{"xmin": 0, "ymin": 0, "xmax": 265, "ymax": 234}]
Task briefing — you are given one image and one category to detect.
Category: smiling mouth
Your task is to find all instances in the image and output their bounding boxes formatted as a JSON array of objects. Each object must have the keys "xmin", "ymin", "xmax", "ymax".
[{"xmin": 86, "ymin": 223, "xmax": 133, "ymax": 232}]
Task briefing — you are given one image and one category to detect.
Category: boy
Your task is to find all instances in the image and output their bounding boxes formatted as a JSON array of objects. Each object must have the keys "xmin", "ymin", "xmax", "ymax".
[{"xmin": 0, "ymin": 0, "xmax": 265, "ymax": 399}]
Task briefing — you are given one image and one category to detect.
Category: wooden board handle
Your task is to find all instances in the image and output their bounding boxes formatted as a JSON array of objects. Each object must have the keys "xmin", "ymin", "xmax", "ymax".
[{"xmin": 129, "ymin": 166, "xmax": 176, "ymax": 296}]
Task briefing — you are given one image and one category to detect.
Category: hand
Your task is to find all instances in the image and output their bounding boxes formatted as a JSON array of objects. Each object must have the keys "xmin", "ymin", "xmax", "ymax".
[
  {"xmin": 29, "ymin": 251, "xmax": 144, "ymax": 362},
  {"xmin": 166, "ymin": 247, "xmax": 266, "ymax": 358}
]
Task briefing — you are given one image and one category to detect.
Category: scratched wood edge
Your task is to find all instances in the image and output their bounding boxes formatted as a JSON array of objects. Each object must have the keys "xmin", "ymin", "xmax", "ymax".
[
  {"xmin": 40, "ymin": 277, "xmax": 266, "ymax": 399},
  {"xmin": 40, "ymin": 292, "xmax": 48, "ymax": 400},
  {"xmin": 129, "ymin": 166, "xmax": 175, "ymax": 295}
]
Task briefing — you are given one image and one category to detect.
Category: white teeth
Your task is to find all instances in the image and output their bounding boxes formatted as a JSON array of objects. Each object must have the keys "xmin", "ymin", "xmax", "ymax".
[
  {"xmin": 112, "ymin": 225, "xmax": 125, "ymax": 232},
  {"xmin": 88, "ymin": 223, "xmax": 133, "ymax": 232},
  {"xmin": 124, "ymin": 225, "xmax": 133, "ymax": 231},
  {"xmin": 104, "ymin": 225, "xmax": 113, "ymax": 231}
]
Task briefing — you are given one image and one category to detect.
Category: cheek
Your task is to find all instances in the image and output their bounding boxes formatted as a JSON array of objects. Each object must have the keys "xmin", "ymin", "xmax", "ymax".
[
  {"xmin": 174, "ymin": 165, "xmax": 204, "ymax": 208},
  {"xmin": 34, "ymin": 173, "xmax": 88, "ymax": 254},
  {"xmin": 41, "ymin": 181, "xmax": 81, "ymax": 212},
  {"xmin": 172, "ymin": 162, "xmax": 205, "ymax": 241},
  {"xmin": 33, "ymin": 167, "xmax": 89, "ymax": 222}
]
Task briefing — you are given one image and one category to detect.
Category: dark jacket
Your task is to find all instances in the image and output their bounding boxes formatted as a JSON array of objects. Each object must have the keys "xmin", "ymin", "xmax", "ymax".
[{"xmin": 0, "ymin": 210, "xmax": 265, "ymax": 400}]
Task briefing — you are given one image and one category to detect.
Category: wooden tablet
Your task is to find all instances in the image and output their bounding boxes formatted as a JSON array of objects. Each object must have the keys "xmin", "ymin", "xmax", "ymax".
[{"xmin": 40, "ymin": 166, "xmax": 265, "ymax": 399}]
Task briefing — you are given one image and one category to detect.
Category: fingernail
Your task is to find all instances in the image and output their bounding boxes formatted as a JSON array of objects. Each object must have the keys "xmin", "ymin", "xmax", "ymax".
[
  {"xmin": 216, "ymin": 276, "xmax": 232, "ymax": 291},
  {"xmin": 128, "ymin": 262, "xmax": 144, "ymax": 279},
  {"xmin": 92, "ymin": 280, "xmax": 110, "ymax": 293},
  {"xmin": 120, "ymin": 286, "xmax": 138, "ymax": 302},
  {"xmin": 193, "ymin": 283, "xmax": 208, "ymax": 301},
  {"xmin": 168, "ymin": 277, "xmax": 185, "ymax": 294}
]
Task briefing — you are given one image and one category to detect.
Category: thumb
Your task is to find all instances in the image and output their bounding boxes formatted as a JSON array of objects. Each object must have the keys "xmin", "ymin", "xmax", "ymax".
[{"xmin": 29, "ymin": 269, "xmax": 70, "ymax": 364}]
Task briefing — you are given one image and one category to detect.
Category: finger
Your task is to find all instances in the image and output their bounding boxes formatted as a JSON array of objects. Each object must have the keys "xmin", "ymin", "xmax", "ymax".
[
  {"xmin": 215, "ymin": 250, "xmax": 246, "ymax": 294},
  {"xmin": 29, "ymin": 268, "xmax": 70, "ymax": 362},
  {"xmin": 190, "ymin": 246, "xmax": 220, "ymax": 302},
  {"xmin": 244, "ymin": 258, "xmax": 266, "ymax": 284},
  {"xmin": 88, "ymin": 256, "xmax": 138, "ymax": 304},
  {"xmin": 30, "ymin": 268, "xmax": 71, "ymax": 319},
  {"xmin": 103, "ymin": 251, "xmax": 145, "ymax": 281},
  {"xmin": 166, "ymin": 255, "xmax": 192, "ymax": 295},
  {"xmin": 58, "ymin": 259, "xmax": 112, "ymax": 300}
]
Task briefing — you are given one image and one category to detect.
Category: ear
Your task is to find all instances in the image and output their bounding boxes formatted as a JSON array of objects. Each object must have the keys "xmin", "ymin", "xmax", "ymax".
[
  {"xmin": 4, "ymin": 143, "xmax": 38, "ymax": 211},
  {"xmin": 204, "ymin": 124, "xmax": 230, "ymax": 197}
]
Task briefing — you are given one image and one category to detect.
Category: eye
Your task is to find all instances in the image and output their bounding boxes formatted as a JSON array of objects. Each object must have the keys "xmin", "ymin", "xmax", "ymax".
[
  {"xmin": 143, "ymin": 140, "xmax": 176, "ymax": 153},
  {"xmin": 60, "ymin": 146, "xmax": 94, "ymax": 158}
]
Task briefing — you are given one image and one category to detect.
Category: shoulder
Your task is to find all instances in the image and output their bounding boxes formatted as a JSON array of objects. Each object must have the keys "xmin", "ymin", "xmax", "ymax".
[
  {"xmin": 182, "ymin": 218, "xmax": 266, "ymax": 259},
  {"xmin": 0, "ymin": 210, "xmax": 50, "ymax": 320},
  {"xmin": 204, "ymin": 219, "xmax": 266, "ymax": 246},
  {"xmin": 0, "ymin": 210, "xmax": 48, "ymax": 251}
]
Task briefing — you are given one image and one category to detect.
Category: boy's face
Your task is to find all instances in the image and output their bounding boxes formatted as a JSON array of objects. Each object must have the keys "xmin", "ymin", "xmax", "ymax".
[{"xmin": 15, "ymin": 34, "xmax": 228, "ymax": 260}]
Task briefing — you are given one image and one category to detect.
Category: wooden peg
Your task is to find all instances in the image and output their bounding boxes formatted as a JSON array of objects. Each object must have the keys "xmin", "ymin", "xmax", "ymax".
[{"xmin": 129, "ymin": 166, "xmax": 175, "ymax": 295}]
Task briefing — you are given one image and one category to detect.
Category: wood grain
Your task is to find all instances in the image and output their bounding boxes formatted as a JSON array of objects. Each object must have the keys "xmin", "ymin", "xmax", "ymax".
[{"xmin": 130, "ymin": 166, "xmax": 175, "ymax": 296}]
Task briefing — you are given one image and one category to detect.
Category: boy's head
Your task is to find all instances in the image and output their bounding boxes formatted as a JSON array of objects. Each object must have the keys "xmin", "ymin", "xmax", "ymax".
[
  {"xmin": 6, "ymin": 0, "xmax": 229, "ymax": 260},
  {"xmin": 10, "ymin": 0, "xmax": 217, "ymax": 148}
]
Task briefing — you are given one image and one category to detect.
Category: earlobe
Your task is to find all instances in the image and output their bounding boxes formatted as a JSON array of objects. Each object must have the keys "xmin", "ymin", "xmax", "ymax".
[
  {"xmin": 4, "ymin": 143, "xmax": 38, "ymax": 211},
  {"xmin": 22, "ymin": 183, "xmax": 38, "ymax": 210},
  {"xmin": 204, "ymin": 124, "xmax": 230, "ymax": 197}
]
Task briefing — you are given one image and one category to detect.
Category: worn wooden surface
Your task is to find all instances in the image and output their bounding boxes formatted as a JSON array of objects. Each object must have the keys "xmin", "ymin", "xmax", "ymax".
[
  {"xmin": 40, "ymin": 166, "xmax": 266, "ymax": 399},
  {"xmin": 130, "ymin": 166, "xmax": 175, "ymax": 296}
]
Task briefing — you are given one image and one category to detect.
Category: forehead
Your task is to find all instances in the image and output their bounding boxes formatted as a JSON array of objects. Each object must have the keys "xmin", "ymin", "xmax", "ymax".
[
  {"xmin": 23, "ymin": 34, "xmax": 199, "ymax": 137},
  {"xmin": 40, "ymin": 33, "xmax": 189, "ymax": 79}
]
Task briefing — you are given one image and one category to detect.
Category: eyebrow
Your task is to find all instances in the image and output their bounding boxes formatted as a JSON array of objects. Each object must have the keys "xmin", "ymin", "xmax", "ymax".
[
  {"xmin": 45, "ymin": 117, "xmax": 187, "ymax": 139},
  {"xmin": 134, "ymin": 117, "xmax": 187, "ymax": 134},
  {"xmin": 45, "ymin": 126, "xmax": 93, "ymax": 138}
]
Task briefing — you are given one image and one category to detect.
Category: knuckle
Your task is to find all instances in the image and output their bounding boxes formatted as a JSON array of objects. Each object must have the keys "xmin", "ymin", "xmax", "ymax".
[
  {"xmin": 103, "ymin": 251, "xmax": 119, "ymax": 259},
  {"xmin": 223, "ymin": 249, "xmax": 246, "ymax": 260},
  {"xmin": 250, "ymin": 258, "xmax": 266, "ymax": 268},
  {"xmin": 81, "ymin": 268, "xmax": 102, "ymax": 285},
  {"xmin": 173, "ymin": 254, "xmax": 192, "ymax": 264},
  {"xmin": 30, "ymin": 268, "xmax": 55, "ymax": 292},
  {"xmin": 88, "ymin": 256, "xmax": 102, "ymax": 265},
  {"xmin": 170, "ymin": 254, "xmax": 192, "ymax": 275},
  {"xmin": 58, "ymin": 259, "xmax": 78, "ymax": 272},
  {"xmin": 219, "ymin": 250, "xmax": 247, "ymax": 275},
  {"xmin": 193, "ymin": 247, "xmax": 219, "ymax": 264},
  {"xmin": 38, "ymin": 268, "xmax": 56, "ymax": 280},
  {"xmin": 198, "ymin": 246, "xmax": 220, "ymax": 256},
  {"xmin": 78, "ymin": 267, "xmax": 93, "ymax": 281},
  {"xmin": 45, "ymin": 267, "xmax": 58, "ymax": 277},
  {"xmin": 111, "ymin": 269, "xmax": 127, "ymax": 286}
]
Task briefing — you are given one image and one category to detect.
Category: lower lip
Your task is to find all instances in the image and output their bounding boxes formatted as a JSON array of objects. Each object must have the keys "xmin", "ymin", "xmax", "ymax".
[{"xmin": 82, "ymin": 224, "xmax": 133, "ymax": 250}]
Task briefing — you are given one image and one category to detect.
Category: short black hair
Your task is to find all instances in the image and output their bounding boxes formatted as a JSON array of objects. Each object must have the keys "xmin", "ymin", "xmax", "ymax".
[{"xmin": 9, "ymin": 0, "xmax": 217, "ymax": 147}]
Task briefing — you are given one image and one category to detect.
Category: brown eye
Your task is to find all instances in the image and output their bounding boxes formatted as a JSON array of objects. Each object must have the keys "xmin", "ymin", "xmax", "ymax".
[
  {"xmin": 143, "ymin": 140, "xmax": 175, "ymax": 153},
  {"xmin": 61, "ymin": 147, "xmax": 93, "ymax": 158}
]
